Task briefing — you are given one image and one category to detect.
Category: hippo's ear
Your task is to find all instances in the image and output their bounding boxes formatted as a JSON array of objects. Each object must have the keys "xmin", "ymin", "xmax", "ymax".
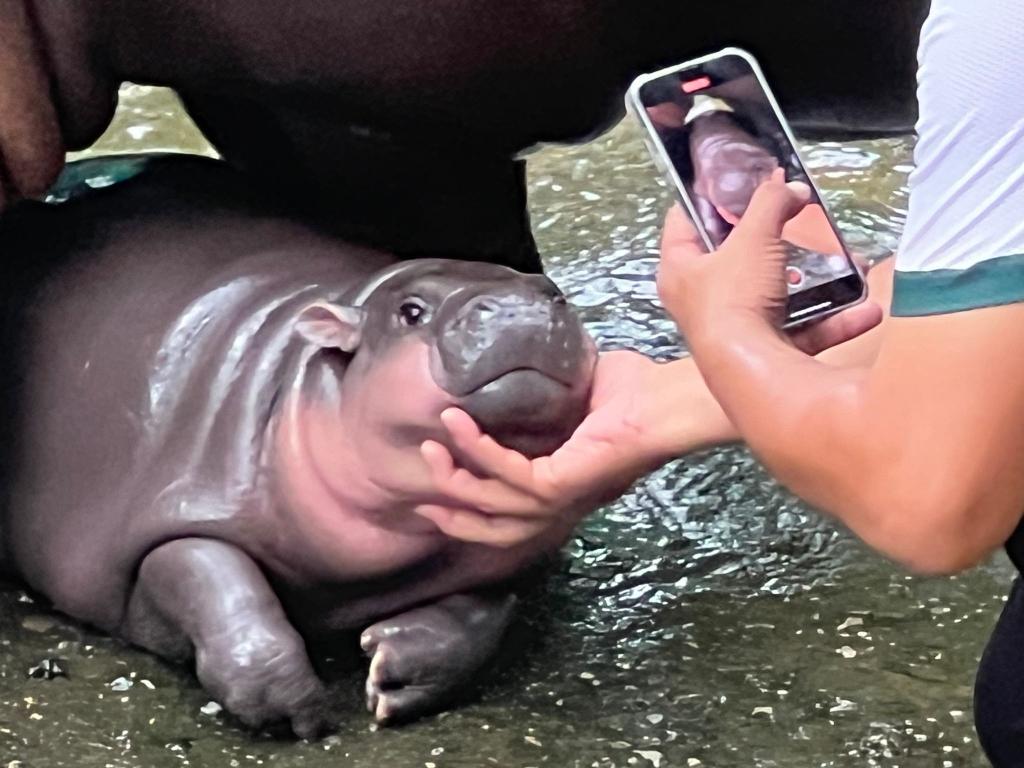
[{"xmin": 295, "ymin": 302, "xmax": 365, "ymax": 352}]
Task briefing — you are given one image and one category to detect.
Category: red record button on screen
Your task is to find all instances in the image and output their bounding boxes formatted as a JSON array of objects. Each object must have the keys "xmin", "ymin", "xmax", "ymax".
[{"xmin": 682, "ymin": 76, "xmax": 712, "ymax": 94}]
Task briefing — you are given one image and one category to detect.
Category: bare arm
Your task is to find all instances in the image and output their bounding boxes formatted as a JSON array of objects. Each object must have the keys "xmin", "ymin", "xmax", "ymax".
[
  {"xmin": 660, "ymin": 179, "xmax": 1024, "ymax": 575},
  {"xmin": 685, "ymin": 291, "xmax": 1024, "ymax": 574}
]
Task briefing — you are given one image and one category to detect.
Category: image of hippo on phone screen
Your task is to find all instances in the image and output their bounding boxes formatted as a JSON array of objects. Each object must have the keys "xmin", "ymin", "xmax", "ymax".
[{"xmin": 633, "ymin": 50, "xmax": 864, "ymax": 324}]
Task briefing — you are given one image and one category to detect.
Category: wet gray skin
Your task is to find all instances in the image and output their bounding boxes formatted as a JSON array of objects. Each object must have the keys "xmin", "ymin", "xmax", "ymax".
[{"xmin": 3, "ymin": 91, "xmax": 1010, "ymax": 767}]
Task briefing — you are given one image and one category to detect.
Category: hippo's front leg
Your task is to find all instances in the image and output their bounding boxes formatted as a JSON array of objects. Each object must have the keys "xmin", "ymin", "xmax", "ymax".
[
  {"xmin": 121, "ymin": 538, "xmax": 330, "ymax": 738},
  {"xmin": 361, "ymin": 592, "xmax": 517, "ymax": 724}
]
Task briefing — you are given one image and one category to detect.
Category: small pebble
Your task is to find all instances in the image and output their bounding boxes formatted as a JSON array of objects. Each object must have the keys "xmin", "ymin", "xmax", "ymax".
[
  {"xmin": 200, "ymin": 701, "xmax": 223, "ymax": 716},
  {"xmin": 27, "ymin": 658, "xmax": 67, "ymax": 680},
  {"xmin": 829, "ymin": 698, "xmax": 858, "ymax": 714},
  {"xmin": 837, "ymin": 617, "xmax": 864, "ymax": 632},
  {"xmin": 109, "ymin": 676, "xmax": 133, "ymax": 692},
  {"xmin": 20, "ymin": 615, "xmax": 57, "ymax": 633}
]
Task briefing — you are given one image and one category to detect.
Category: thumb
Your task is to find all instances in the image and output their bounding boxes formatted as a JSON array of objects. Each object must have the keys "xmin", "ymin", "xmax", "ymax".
[{"xmin": 730, "ymin": 170, "xmax": 812, "ymax": 243}]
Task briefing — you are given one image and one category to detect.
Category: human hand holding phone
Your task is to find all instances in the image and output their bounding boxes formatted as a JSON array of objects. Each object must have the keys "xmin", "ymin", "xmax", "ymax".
[{"xmin": 658, "ymin": 172, "xmax": 883, "ymax": 353}]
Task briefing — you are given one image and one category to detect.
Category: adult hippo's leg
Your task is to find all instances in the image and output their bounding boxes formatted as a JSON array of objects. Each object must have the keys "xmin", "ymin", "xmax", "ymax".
[
  {"xmin": 0, "ymin": 2, "xmax": 66, "ymax": 204},
  {"xmin": 121, "ymin": 538, "xmax": 331, "ymax": 738},
  {"xmin": 176, "ymin": 89, "xmax": 543, "ymax": 268},
  {"xmin": 94, "ymin": 0, "xmax": 926, "ymax": 264},
  {"xmin": 2, "ymin": 0, "xmax": 119, "ymax": 201},
  {"xmin": 361, "ymin": 592, "xmax": 518, "ymax": 724}
]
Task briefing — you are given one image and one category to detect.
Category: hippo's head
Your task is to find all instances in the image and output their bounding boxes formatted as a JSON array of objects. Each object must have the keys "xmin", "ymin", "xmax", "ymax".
[{"xmin": 294, "ymin": 260, "xmax": 596, "ymax": 459}]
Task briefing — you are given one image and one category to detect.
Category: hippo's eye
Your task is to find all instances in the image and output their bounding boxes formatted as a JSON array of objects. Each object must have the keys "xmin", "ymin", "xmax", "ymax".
[{"xmin": 398, "ymin": 299, "xmax": 431, "ymax": 327}]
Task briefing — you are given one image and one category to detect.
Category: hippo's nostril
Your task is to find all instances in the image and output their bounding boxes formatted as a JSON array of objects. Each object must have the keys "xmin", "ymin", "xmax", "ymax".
[
  {"xmin": 552, "ymin": 294, "xmax": 568, "ymax": 306},
  {"xmin": 475, "ymin": 300, "xmax": 499, "ymax": 322}
]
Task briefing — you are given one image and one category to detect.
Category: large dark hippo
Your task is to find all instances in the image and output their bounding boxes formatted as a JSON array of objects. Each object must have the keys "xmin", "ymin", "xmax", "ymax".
[
  {"xmin": 2, "ymin": 0, "xmax": 929, "ymax": 267},
  {"xmin": 0, "ymin": 156, "xmax": 597, "ymax": 736}
]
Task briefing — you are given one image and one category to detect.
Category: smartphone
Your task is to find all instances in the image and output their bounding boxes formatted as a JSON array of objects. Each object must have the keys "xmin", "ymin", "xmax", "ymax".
[{"xmin": 627, "ymin": 47, "xmax": 865, "ymax": 327}]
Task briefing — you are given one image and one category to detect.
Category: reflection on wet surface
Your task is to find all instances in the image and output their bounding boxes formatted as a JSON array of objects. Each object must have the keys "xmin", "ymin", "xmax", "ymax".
[{"xmin": 3, "ymin": 85, "xmax": 1009, "ymax": 767}]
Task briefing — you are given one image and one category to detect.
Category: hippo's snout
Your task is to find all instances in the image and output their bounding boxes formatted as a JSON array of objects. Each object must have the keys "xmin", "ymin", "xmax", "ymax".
[{"xmin": 431, "ymin": 277, "xmax": 596, "ymax": 457}]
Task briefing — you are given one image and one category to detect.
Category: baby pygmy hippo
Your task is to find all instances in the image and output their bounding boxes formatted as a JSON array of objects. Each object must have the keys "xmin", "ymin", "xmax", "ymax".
[{"xmin": 0, "ymin": 157, "xmax": 597, "ymax": 737}]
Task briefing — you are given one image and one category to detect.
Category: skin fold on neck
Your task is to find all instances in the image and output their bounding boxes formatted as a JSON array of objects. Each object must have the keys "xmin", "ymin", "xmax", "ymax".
[{"xmin": 266, "ymin": 350, "xmax": 447, "ymax": 583}]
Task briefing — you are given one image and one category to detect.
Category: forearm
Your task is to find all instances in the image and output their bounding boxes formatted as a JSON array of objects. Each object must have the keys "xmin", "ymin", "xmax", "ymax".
[
  {"xmin": 642, "ymin": 356, "xmax": 737, "ymax": 461},
  {"xmin": 649, "ymin": 259, "xmax": 894, "ymax": 462},
  {"xmin": 691, "ymin": 320, "xmax": 873, "ymax": 512},
  {"xmin": 640, "ymin": 333, "xmax": 875, "ymax": 467}
]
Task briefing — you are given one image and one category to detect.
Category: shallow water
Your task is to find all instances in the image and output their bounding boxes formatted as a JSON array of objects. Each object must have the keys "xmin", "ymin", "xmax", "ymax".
[{"xmin": 3, "ymin": 85, "xmax": 1011, "ymax": 767}]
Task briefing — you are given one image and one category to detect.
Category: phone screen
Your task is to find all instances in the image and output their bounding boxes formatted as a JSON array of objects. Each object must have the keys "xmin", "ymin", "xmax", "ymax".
[{"xmin": 635, "ymin": 51, "xmax": 863, "ymax": 323}]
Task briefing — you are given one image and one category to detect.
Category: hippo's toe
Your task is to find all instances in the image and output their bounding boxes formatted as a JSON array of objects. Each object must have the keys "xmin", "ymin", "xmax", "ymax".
[
  {"xmin": 360, "ymin": 594, "xmax": 517, "ymax": 725},
  {"xmin": 362, "ymin": 626, "xmax": 453, "ymax": 725}
]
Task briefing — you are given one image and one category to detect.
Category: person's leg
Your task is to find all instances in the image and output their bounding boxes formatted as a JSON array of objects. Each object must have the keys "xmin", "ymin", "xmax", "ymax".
[{"xmin": 975, "ymin": 578, "xmax": 1024, "ymax": 766}]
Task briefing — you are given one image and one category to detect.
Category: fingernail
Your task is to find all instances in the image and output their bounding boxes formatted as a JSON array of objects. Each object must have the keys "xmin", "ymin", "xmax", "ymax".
[
  {"xmin": 440, "ymin": 408, "xmax": 459, "ymax": 424},
  {"xmin": 786, "ymin": 181, "xmax": 812, "ymax": 201},
  {"xmin": 414, "ymin": 504, "xmax": 447, "ymax": 521}
]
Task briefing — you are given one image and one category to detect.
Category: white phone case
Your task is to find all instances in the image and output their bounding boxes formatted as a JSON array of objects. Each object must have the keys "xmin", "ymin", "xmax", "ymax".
[{"xmin": 626, "ymin": 47, "xmax": 867, "ymax": 328}]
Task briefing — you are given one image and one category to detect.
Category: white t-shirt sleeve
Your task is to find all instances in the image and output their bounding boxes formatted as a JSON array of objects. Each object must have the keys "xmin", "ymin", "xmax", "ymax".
[{"xmin": 893, "ymin": 0, "xmax": 1024, "ymax": 316}]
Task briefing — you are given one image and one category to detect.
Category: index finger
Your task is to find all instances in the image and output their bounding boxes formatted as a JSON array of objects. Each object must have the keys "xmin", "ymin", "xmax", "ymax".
[{"xmin": 439, "ymin": 409, "xmax": 537, "ymax": 491}]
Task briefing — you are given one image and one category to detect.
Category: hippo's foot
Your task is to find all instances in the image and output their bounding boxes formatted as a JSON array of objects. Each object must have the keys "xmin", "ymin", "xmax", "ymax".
[
  {"xmin": 360, "ymin": 592, "xmax": 517, "ymax": 724},
  {"xmin": 122, "ymin": 538, "xmax": 331, "ymax": 739},
  {"xmin": 195, "ymin": 624, "xmax": 330, "ymax": 739}
]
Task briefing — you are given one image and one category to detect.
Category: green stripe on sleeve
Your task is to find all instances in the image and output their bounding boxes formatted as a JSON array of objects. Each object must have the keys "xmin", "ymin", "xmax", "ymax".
[{"xmin": 892, "ymin": 253, "xmax": 1024, "ymax": 317}]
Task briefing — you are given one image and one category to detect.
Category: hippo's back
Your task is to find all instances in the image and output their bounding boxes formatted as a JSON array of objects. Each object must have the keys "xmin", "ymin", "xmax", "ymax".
[{"xmin": 0, "ymin": 157, "xmax": 393, "ymax": 627}]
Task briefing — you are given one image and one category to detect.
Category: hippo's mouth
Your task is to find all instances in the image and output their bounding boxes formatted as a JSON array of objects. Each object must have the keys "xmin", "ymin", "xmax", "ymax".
[
  {"xmin": 456, "ymin": 368, "xmax": 588, "ymax": 458},
  {"xmin": 464, "ymin": 365, "xmax": 575, "ymax": 395}
]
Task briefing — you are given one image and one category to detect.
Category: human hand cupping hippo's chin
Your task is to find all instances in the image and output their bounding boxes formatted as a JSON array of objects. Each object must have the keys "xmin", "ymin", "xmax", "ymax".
[{"xmin": 414, "ymin": 349, "xmax": 738, "ymax": 547}]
